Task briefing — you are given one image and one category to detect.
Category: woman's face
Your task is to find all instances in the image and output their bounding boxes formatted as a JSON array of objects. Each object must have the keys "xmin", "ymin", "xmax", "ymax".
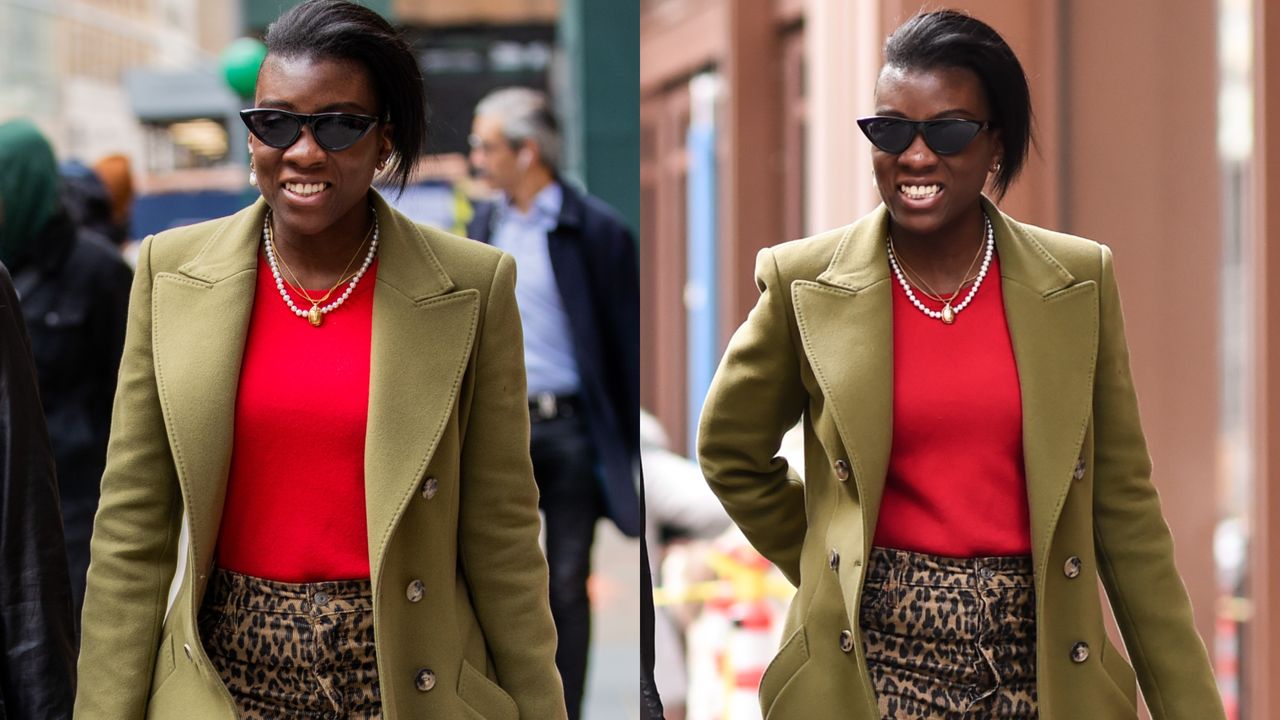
[
  {"xmin": 250, "ymin": 54, "xmax": 392, "ymax": 238},
  {"xmin": 870, "ymin": 65, "xmax": 1001, "ymax": 240}
]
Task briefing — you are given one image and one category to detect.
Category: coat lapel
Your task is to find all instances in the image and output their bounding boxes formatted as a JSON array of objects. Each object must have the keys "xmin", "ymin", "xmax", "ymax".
[
  {"xmin": 794, "ymin": 208, "xmax": 895, "ymax": 551},
  {"xmin": 362, "ymin": 193, "xmax": 478, "ymax": 585},
  {"xmin": 154, "ymin": 199, "xmax": 264, "ymax": 584},
  {"xmin": 989, "ymin": 200, "xmax": 1098, "ymax": 581}
]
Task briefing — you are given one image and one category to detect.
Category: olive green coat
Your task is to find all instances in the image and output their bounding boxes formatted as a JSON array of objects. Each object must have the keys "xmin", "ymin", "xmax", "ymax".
[
  {"xmin": 73, "ymin": 193, "xmax": 567, "ymax": 719},
  {"xmin": 697, "ymin": 199, "xmax": 1226, "ymax": 720}
]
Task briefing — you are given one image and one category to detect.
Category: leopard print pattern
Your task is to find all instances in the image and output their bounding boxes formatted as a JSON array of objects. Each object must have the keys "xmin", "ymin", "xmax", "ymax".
[
  {"xmin": 198, "ymin": 569, "xmax": 381, "ymax": 719},
  {"xmin": 859, "ymin": 546, "xmax": 1037, "ymax": 719}
]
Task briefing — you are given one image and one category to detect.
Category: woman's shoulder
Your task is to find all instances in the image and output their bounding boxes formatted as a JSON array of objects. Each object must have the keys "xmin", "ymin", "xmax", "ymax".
[
  {"xmin": 1002, "ymin": 214, "xmax": 1110, "ymax": 281},
  {"xmin": 765, "ymin": 224, "xmax": 857, "ymax": 282},
  {"xmin": 412, "ymin": 222, "xmax": 508, "ymax": 286}
]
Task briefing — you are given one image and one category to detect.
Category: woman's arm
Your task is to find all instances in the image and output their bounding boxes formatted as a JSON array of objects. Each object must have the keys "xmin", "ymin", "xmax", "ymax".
[
  {"xmin": 74, "ymin": 237, "xmax": 184, "ymax": 719},
  {"xmin": 457, "ymin": 252, "xmax": 568, "ymax": 719},
  {"xmin": 697, "ymin": 247, "xmax": 809, "ymax": 585},
  {"xmin": 1091, "ymin": 244, "xmax": 1226, "ymax": 720}
]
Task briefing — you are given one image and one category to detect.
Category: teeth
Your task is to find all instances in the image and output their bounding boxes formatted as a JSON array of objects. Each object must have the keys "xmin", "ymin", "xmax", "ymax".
[
  {"xmin": 900, "ymin": 184, "xmax": 940, "ymax": 199},
  {"xmin": 285, "ymin": 182, "xmax": 328, "ymax": 196}
]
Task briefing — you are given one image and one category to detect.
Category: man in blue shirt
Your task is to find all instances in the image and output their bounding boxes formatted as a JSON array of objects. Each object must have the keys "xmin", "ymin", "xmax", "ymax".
[{"xmin": 468, "ymin": 87, "xmax": 639, "ymax": 720}]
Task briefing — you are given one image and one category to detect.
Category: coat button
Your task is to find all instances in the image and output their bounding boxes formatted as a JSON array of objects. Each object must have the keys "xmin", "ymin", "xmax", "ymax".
[
  {"xmin": 828, "ymin": 549, "xmax": 840, "ymax": 571},
  {"xmin": 839, "ymin": 629, "xmax": 855, "ymax": 653},
  {"xmin": 1063, "ymin": 556, "xmax": 1082, "ymax": 578},
  {"xmin": 1073, "ymin": 458, "xmax": 1087, "ymax": 480},
  {"xmin": 1070, "ymin": 642, "xmax": 1090, "ymax": 663},
  {"xmin": 422, "ymin": 477, "xmax": 439, "ymax": 500},
  {"xmin": 183, "ymin": 643, "xmax": 193, "ymax": 661},
  {"xmin": 834, "ymin": 459, "xmax": 851, "ymax": 482},
  {"xmin": 407, "ymin": 579, "xmax": 426, "ymax": 603},
  {"xmin": 415, "ymin": 668, "xmax": 436, "ymax": 692}
]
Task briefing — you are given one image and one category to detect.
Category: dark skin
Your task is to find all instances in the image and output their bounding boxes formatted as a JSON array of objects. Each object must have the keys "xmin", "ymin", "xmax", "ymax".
[
  {"xmin": 250, "ymin": 54, "xmax": 393, "ymax": 290},
  {"xmin": 871, "ymin": 65, "xmax": 1003, "ymax": 295}
]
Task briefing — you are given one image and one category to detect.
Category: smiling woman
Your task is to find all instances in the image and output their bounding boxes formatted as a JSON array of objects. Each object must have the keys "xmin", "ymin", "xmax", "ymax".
[
  {"xmin": 696, "ymin": 9, "xmax": 1228, "ymax": 720},
  {"xmin": 72, "ymin": 2, "xmax": 567, "ymax": 719}
]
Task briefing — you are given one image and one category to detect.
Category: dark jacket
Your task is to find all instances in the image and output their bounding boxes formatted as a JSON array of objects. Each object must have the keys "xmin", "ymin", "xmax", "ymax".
[
  {"xmin": 11, "ymin": 210, "xmax": 131, "ymax": 625},
  {"xmin": 0, "ymin": 262, "xmax": 78, "ymax": 719},
  {"xmin": 469, "ymin": 181, "xmax": 640, "ymax": 537}
]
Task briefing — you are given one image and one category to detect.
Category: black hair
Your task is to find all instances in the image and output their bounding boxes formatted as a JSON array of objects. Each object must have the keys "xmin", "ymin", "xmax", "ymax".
[
  {"xmin": 884, "ymin": 10, "xmax": 1032, "ymax": 199},
  {"xmin": 265, "ymin": 0, "xmax": 426, "ymax": 195}
]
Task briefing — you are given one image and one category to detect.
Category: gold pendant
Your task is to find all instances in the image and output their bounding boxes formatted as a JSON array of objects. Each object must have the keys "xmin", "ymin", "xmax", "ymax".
[
  {"xmin": 942, "ymin": 304, "xmax": 956, "ymax": 324},
  {"xmin": 308, "ymin": 306, "xmax": 323, "ymax": 327}
]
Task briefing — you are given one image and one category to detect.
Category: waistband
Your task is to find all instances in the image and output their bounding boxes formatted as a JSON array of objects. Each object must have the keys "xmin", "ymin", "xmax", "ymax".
[
  {"xmin": 206, "ymin": 568, "xmax": 373, "ymax": 613},
  {"xmin": 866, "ymin": 546, "xmax": 1034, "ymax": 589}
]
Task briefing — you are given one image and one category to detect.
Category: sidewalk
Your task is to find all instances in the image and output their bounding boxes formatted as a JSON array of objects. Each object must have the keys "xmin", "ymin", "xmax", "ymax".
[{"xmin": 583, "ymin": 519, "xmax": 641, "ymax": 720}]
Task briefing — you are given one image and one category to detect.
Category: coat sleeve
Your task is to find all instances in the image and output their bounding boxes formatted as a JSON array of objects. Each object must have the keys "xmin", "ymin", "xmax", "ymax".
[
  {"xmin": 73, "ymin": 236, "xmax": 184, "ymax": 719},
  {"xmin": 1090, "ymin": 244, "xmax": 1226, "ymax": 720},
  {"xmin": 697, "ymin": 247, "xmax": 809, "ymax": 585},
  {"xmin": 0, "ymin": 264, "xmax": 78, "ymax": 719},
  {"xmin": 457, "ymin": 252, "xmax": 568, "ymax": 719}
]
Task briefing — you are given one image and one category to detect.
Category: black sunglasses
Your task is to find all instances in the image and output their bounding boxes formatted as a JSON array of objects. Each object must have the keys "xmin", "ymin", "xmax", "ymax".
[
  {"xmin": 856, "ymin": 116, "xmax": 988, "ymax": 155},
  {"xmin": 240, "ymin": 108, "xmax": 380, "ymax": 152}
]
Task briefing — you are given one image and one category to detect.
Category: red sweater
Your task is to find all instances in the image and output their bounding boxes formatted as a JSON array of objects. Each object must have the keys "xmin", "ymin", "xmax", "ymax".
[
  {"xmin": 215, "ymin": 254, "xmax": 378, "ymax": 582},
  {"xmin": 872, "ymin": 253, "xmax": 1032, "ymax": 557}
]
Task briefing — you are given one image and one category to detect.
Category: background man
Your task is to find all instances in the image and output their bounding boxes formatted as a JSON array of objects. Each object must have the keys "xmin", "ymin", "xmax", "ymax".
[{"xmin": 468, "ymin": 87, "xmax": 639, "ymax": 720}]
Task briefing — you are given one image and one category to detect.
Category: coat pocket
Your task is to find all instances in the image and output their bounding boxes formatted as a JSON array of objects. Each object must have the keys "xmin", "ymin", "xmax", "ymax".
[
  {"xmin": 759, "ymin": 625, "xmax": 810, "ymax": 719},
  {"xmin": 458, "ymin": 660, "xmax": 519, "ymax": 720},
  {"xmin": 148, "ymin": 632, "xmax": 177, "ymax": 698},
  {"xmin": 1099, "ymin": 639, "xmax": 1139, "ymax": 712}
]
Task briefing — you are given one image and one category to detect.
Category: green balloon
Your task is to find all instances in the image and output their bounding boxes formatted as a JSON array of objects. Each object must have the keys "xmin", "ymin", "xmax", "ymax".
[{"xmin": 220, "ymin": 38, "xmax": 268, "ymax": 97}]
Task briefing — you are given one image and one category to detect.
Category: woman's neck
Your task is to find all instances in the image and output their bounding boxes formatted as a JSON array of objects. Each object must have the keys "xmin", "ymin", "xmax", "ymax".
[
  {"xmin": 889, "ymin": 207, "xmax": 989, "ymax": 295},
  {"xmin": 270, "ymin": 202, "xmax": 374, "ymax": 290}
]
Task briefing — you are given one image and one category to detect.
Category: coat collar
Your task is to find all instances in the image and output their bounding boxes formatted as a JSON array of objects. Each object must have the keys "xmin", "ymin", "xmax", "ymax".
[
  {"xmin": 816, "ymin": 196, "xmax": 1075, "ymax": 298},
  {"xmin": 177, "ymin": 190, "xmax": 455, "ymax": 301}
]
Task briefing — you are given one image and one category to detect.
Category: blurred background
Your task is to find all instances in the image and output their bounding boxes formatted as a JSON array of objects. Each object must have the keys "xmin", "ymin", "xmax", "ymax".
[
  {"xmin": 0, "ymin": 1, "xmax": 638, "ymax": 718},
  {"xmin": 640, "ymin": 1, "xmax": 1280, "ymax": 718}
]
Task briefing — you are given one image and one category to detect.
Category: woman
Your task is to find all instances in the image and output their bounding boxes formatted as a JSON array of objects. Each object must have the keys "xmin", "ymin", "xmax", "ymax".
[
  {"xmin": 74, "ymin": 2, "xmax": 566, "ymax": 718},
  {"xmin": 697, "ymin": 11, "xmax": 1225, "ymax": 720}
]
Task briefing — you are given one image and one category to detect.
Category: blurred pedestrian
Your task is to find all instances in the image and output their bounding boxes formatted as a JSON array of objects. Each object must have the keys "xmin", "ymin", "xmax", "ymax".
[
  {"xmin": 0, "ymin": 261, "xmax": 78, "ymax": 719},
  {"xmin": 698, "ymin": 10, "xmax": 1225, "ymax": 720},
  {"xmin": 58, "ymin": 159, "xmax": 118, "ymax": 248},
  {"xmin": 0, "ymin": 118, "xmax": 132, "ymax": 632},
  {"xmin": 74, "ymin": 2, "xmax": 566, "ymax": 719},
  {"xmin": 468, "ymin": 86, "xmax": 641, "ymax": 720},
  {"xmin": 91, "ymin": 154, "xmax": 135, "ymax": 248}
]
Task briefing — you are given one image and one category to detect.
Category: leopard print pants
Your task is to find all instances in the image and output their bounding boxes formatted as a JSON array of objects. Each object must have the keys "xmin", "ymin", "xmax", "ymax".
[
  {"xmin": 198, "ymin": 569, "xmax": 382, "ymax": 719},
  {"xmin": 859, "ymin": 546, "xmax": 1038, "ymax": 719}
]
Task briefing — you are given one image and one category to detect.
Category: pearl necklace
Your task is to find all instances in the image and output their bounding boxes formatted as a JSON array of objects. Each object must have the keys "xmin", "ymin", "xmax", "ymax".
[
  {"xmin": 262, "ymin": 209, "xmax": 379, "ymax": 327},
  {"xmin": 887, "ymin": 215, "xmax": 994, "ymax": 325}
]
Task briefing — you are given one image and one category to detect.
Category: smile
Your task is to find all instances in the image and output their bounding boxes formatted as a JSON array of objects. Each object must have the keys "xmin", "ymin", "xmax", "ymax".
[
  {"xmin": 899, "ymin": 184, "xmax": 941, "ymax": 200},
  {"xmin": 283, "ymin": 182, "xmax": 331, "ymax": 197}
]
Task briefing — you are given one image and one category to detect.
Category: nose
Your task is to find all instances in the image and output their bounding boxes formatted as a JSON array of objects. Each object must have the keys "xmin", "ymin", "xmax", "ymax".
[
  {"xmin": 896, "ymin": 130, "xmax": 938, "ymax": 170},
  {"xmin": 282, "ymin": 124, "xmax": 326, "ymax": 166}
]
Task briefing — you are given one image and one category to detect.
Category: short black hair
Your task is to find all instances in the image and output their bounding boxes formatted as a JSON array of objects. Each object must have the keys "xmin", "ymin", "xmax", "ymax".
[
  {"xmin": 884, "ymin": 10, "xmax": 1032, "ymax": 199},
  {"xmin": 265, "ymin": 0, "xmax": 426, "ymax": 195}
]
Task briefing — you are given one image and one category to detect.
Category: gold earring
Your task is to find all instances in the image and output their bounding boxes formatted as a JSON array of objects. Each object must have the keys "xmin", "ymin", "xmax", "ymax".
[{"xmin": 248, "ymin": 159, "xmax": 257, "ymax": 187}]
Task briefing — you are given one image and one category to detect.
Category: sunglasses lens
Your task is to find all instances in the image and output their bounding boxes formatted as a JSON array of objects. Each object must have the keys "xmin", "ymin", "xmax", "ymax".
[
  {"xmin": 314, "ymin": 115, "xmax": 376, "ymax": 151},
  {"xmin": 923, "ymin": 120, "xmax": 982, "ymax": 155},
  {"xmin": 244, "ymin": 111, "xmax": 301, "ymax": 148},
  {"xmin": 861, "ymin": 118, "xmax": 915, "ymax": 154}
]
